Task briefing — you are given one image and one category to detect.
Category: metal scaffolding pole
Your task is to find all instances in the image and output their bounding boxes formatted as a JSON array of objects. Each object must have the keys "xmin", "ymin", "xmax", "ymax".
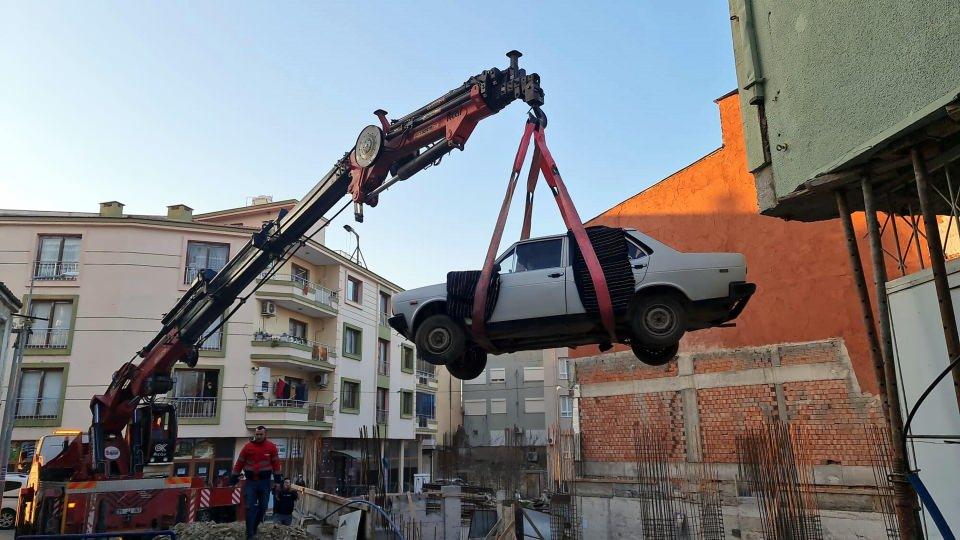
[
  {"xmin": 835, "ymin": 191, "xmax": 888, "ymax": 391},
  {"xmin": 861, "ymin": 176, "xmax": 924, "ymax": 540},
  {"xmin": 912, "ymin": 147, "xmax": 960, "ymax": 413}
]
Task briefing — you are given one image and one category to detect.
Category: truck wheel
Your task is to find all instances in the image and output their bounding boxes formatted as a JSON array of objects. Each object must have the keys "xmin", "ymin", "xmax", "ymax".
[
  {"xmin": 631, "ymin": 341, "xmax": 679, "ymax": 366},
  {"xmin": 445, "ymin": 355, "xmax": 486, "ymax": 380},
  {"xmin": 631, "ymin": 293, "xmax": 687, "ymax": 346},
  {"xmin": 415, "ymin": 314, "xmax": 466, "ymax": 365},
  {"xmin": 0, "ymin": 508, "xmax": 15, "ymax": 529}
]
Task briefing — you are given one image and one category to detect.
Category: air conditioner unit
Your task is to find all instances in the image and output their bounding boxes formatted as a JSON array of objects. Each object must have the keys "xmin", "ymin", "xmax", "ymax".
[
  {"xmin": 261, "ymin": 300, "xmax": 277, "ymax": 317},
  {"xmin": 526, "ymin": 451, "xmax": 538, "ymax": 463},
  {"xmin": 313, "ymin": 373, "xmax": 329, "ymax": 388}
]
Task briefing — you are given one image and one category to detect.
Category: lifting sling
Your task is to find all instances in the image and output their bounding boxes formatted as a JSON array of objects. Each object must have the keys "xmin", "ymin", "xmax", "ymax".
[{"xmin": 471, "ymin": 109, "xmax": 617, "ymax": 351}]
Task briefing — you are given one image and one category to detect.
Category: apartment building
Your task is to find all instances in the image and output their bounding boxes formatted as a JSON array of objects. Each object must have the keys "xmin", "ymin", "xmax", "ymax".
[{"xmin": 0, "ymin": 197, "xmax": 439, "ymax": 494}]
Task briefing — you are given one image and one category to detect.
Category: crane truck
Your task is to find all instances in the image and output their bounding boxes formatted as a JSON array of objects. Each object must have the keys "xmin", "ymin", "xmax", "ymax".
[{"xmin": 15, "ymin": 51, "xmax": 546, "ymax": 536}]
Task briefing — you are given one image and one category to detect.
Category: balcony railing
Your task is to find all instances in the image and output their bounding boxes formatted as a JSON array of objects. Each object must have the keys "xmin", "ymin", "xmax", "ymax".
[
  {"xmin": 14, "ymin": 397, "xmax": 62, "ymax": 419},
  {"xmin": 33, "ymin": 261, "xmax": 79, "ymax": 281},
  {"xmin": 378, "ymin": 359, "xmax": 389, "ymax": 376},
  {"xmin": 379, "ymin": 312, "xmax": 389, "ymax": 326},
  {"xmin": 252, "ymin": 332, "xmax": 336, "ymax": 361},
  {"xmin": 376, "ymin": 408, "xmax": 388, "ymax": 425},
  {"xmin": 163, "ymin": 397, "xmax": 218, "ymax": 418},
  {"xmin": 25, "ymin": 328, "xmax": 70, "ymax": 349},
  {"xmin": 416, "ymin": 415, "xmax": 436, "ymax": 429},
  {"xmin": 416, "ymin": 361, "xmax": 437, "ymax": 380},
  {"xmin": 184, "ymin": 265, "xmax": 224, "ymax": 285},
  {"xmin": 246, "ymin": 399, "xmax": 331, "ymax": 422},
  {"xmin": 199, "ymin": 332, "xmax": 223, "ymax": 351},
  {"xmin": 259, "ymin": 273, "xmax": 339, "ymax": 308}
]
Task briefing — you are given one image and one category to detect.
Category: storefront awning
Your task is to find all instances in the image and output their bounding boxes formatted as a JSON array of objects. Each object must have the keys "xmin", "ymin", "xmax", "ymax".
[{"xmin": 330, "ymin": 449, "xmax": 362, "ymax": 461}]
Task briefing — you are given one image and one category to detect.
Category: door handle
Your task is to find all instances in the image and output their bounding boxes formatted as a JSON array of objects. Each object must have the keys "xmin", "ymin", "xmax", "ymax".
[
  {"xmin": 633, "ymin": 263, "xmax": 646, "ymax": 270},
  {"xmin": 547, "ymin": 272, "xmax": 564, "ymax": 278}
]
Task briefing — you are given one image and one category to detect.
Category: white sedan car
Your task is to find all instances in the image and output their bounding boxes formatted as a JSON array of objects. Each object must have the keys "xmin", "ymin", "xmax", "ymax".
[{"xmin": 389, "ymin": 227, "xmax": 754, "ymax": 379}]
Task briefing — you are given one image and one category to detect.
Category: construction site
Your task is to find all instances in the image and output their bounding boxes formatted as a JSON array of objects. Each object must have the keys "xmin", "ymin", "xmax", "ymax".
[{"xmin": 0, "ymin": 1, "xmax": 959, "ymax": 539}]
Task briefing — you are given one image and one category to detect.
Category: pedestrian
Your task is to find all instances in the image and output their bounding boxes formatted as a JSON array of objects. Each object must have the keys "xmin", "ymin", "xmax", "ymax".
[
  {"xmin": 230, "ymin": 425, "xmax": 282, "ymax": 539},
  {"xmin": 272, "ymin": 478, "xmax": 298, "ymax": 526}
]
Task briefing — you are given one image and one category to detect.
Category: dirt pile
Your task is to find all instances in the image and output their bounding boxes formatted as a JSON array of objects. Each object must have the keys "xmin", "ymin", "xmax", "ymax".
[{"xmin": 171, "ymin": 521, "xmax": 311, "ymax": 540}]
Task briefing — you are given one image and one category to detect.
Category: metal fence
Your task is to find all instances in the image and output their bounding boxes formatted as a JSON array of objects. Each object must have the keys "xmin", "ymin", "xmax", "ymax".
[
  {"xmin": 33, "ymin": 260, "xmax": 79, "ymax": 280},
  {"xmin": 376, "ymin": 408, "xmax": 388, "ymax": 425},
  {"xmin": 25, "ymin": 328, "xmax": 70, "ymax": 349},
  {"xmin": 14, "ymin": 397, "xmax": 62, "ymax": 420},
  {"xmin": 165, "ymin": 396, "xmax": 218, "ymax": 418}
]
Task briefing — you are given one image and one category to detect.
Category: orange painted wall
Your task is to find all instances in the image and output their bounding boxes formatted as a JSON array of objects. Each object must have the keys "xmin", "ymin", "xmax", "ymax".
[{"xmin": 576, "ymin": 92, "xmax": 923, "ymax": 395}]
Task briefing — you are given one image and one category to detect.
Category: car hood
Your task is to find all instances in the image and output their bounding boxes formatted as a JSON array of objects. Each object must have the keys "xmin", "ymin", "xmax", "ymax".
[{"xmin": 394, "ymin": 282, "xmax": 447, "ymax": 309}]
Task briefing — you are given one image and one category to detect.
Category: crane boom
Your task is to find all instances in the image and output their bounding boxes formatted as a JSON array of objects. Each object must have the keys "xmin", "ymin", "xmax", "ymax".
[{"xmin": 79, "ymin": 51, "xmax": 544, "ymax": 479}]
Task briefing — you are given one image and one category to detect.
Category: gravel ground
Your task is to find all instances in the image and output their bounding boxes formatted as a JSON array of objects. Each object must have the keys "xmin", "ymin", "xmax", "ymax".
[{"xmin": 171, "ymin": 521, "xmax": 311, "ymax": 540}]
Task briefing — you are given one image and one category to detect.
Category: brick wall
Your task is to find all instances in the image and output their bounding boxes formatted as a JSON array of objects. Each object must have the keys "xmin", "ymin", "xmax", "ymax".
[{"xmin": 576, "ymin": 339, "xmax": 883, "ymax": 467}]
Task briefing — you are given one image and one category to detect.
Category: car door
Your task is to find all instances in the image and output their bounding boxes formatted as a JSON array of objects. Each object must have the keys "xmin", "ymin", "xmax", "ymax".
[{"xmin": 490, "ymin": 237, "xmax": 567, "ymax": 323}]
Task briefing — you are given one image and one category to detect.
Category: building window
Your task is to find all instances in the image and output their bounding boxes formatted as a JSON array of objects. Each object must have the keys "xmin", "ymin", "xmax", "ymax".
[
  {"xmin": 376, "ymin": 388, "xmax": 389, "ymax": 424},
  {"xmin": 26, "ymin": 300, "xmax": 73, "ymax": 349},
  {"xmin": 463, "ymin": 399, "xmax": 486, "ymax": 416},
  {"xmin": 490, "ymin": 399, "xmax": 507, "ymax": 414},
  {"xmin": 342, "ymin": 324, "xmax": 362, "ymax": 360},
  {"xmin": 289, "ymin": 318, "xmax": 308, "ymax": 344},
  {"xmin": 523, "ymin": 367, "xmax": 544, "ymax": 381},
  {"xmin": 378, "ymin": 291, "xmax": 390, "ymax": 326},
  {"xmin": 340, "ymin": 380, "xmax": 360, "ymax": 412},
  {"xmin": 401, "ymin": 346, "xmax": 415, "ymax": 373},
  {"xmin": 185, "ymin": 241, "xmax": 230, "ymax": 284},
  {"xmin": 377, "ymin": 339, "xmax": 390, "ymax": 376},
  {"xmin": 401, "ymin": 391, "xmax": 414, "ymax": 418},
  {"xmin": 489, "ymin": 368, "xmax": 506, "ymax": 383},
  {"xmin": 416, "ymin": 356, "xmax": 435, "ymax": 379},
  {"xmin": 15, "ymin": 368, "xmax": 64, "ymax": 420},
  {"xmin": 199, "ymin": 315, "xmax": 224, "ymax": 351},
  {"xmin": 417, "ymin": 393, "xmax": 436, "ymax": 427},
  {"xmin": 346, "ymin": 276, "xmax": 363, "ymax": 303},
  {"xmin": 524, "ymin": 398, "xmax": 545, "ymax": 414},
  {"xmin": 171, "ymin": 369, "xmax": 219, "ymax": 418},
  {"xmin": 558, "ymin": 357, "xmax": 570, "ymax": 380},
  {"xmin": 291, "ymin": 264, "xmax": 310, "ymax": 287},
  {"xmin": 34, "ymin": 235, "xmax": 81, "ymax": 280},
  {"xmin": 559, "ymin": 395, "xmax": 573, "ymax": 418}
]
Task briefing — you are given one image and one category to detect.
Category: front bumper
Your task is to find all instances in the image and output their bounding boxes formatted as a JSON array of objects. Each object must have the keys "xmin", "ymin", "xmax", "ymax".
[{"xmin": 388, "ymin": 313, "xmax": 409, "ymax": 337}]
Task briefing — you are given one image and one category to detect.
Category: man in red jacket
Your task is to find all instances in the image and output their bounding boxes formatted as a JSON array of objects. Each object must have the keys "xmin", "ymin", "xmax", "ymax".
[{"xmin": 231, "ymin": 426, "xmax": 282, "ymax": 538}]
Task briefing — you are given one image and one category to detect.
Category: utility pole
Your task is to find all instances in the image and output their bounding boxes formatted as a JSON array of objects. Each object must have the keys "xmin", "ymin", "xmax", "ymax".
[{"xmin": 0, "ymin": 273, "xmax": 36, "ymax": 487}]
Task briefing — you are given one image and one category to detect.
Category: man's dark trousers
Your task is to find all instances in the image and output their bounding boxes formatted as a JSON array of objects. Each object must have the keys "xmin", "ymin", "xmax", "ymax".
[{"xmin": 244, "ymin": 477, "xmax": 272, "ymax": 538}]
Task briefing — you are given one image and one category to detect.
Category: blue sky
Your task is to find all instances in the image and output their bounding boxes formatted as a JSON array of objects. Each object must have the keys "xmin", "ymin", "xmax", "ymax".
[{"xmin": 0, "ymin": 2, "xmax": 737, "ymax": 289}]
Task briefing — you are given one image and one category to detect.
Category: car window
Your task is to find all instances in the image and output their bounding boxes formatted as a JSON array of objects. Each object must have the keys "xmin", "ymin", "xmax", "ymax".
[
  {"xmin": 4, "ymin": 480, "xmax": 21, "ymax": 493},
  {"xmin": 497, "ymin": 247, "xmax": 517, "ymax": 273},
  {"xmin": 515, "ymin": 238, "xmax": 563, "ymax": 272},
  {"xmin": 627, "ymin": 239, "xmax": 648, "ymax": 260}
]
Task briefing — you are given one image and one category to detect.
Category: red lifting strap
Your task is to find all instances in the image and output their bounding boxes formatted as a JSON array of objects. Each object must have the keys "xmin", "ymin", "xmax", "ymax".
[{"xmin": 471, "ymin": 114, "xmax": 617, "ymax": 352}]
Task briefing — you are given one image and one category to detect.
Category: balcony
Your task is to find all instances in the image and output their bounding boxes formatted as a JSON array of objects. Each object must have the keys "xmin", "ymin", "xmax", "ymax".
[
  {"xmin": 255, "ymin": 273, "xmax": 338, "ymax": 318},
  {"xmin": 166, "ymin": 396, "xmax": 218, "ymax": 418},
  {"xmin": 376, "ymin": 408, "xmax": 388, "ymax": 426},
  {"xmin": 251, "ymin": 332, "xmax": 336, "ymax": 373},
  {"xmin": 245, "ymin": 399, "xmax": 332, "ymax": 431},
  {"xmin": 25, "ymin": 329, "xmax": 70, "ymax": 349},
  {"xmin": 416, "ymin": 415, "xmax": 438, "ymax": 433},
  {"xmin": 33, "ymin": 261, "xmax": 79, "ymax": 281},
  {"xmin": 416, "ymin": 362, "xmax": 438, "ymax": 391},
  {"xmin": 379, "ymin": 312, "xmax": 389, "ymax": 327}
]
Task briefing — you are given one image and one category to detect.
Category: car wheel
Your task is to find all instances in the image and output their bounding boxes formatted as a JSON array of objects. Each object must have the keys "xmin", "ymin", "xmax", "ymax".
[
  {"xmin": 415, "ymin": 314, "xmax": 466, "ymax": 365},
  {"xmin": 631, "ymin": 293, "xmax": 687, "ymax": 346},
  {"xmin": 631, "ymin": 341, "xmax": 680, "ymax": 366},
  {"xmin": 1, "ymin": 507, "xmax": 15, "ymax": 529},
  {"xmin": 445, "ymin": 354, "xmax": 487, "ymax": 381}
]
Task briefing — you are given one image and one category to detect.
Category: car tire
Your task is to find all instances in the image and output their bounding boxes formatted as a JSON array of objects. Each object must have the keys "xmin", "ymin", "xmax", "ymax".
[
  {"xmin": 630, "ymin": 293, "xmax": 687, "ymax": 346},
  {"xmin": 0, "ymin": 508, "xmax": 13, "ymax": 529},
  {"xmin": 445, "ymin": 354, "xmax": 487, "ymax": 381},
  {"xmin": 631, "ymin": 341, "xmax": 680, "ymax": 366},
  {"xmin": 415, "ymin": 314, "xmax": 466, "ymax": 365}
]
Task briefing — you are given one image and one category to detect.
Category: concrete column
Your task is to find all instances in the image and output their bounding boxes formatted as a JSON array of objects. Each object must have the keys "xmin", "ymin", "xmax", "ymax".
[
  {"xmin": 399, "ymin": 440, "xmax": 406, "ymax": 493},
  {"xmin": 441, "ymin": 485, "xmax": 461, "ymax": 540},
  {"xmin": 770, "ymin": 346, "xmax": 789, "ymax": 422}
]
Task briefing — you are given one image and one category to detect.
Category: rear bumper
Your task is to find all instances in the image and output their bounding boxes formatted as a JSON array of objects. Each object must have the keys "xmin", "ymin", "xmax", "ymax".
[{"xmin": 723, "ymin": 281, "xmax": 756, "ymax": 321}]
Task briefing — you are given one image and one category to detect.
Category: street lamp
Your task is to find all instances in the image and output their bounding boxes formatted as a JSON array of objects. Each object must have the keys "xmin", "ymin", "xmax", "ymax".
[{"xmin": 343, "ymin": 224, "xmax": 367, "ymax": 268}]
